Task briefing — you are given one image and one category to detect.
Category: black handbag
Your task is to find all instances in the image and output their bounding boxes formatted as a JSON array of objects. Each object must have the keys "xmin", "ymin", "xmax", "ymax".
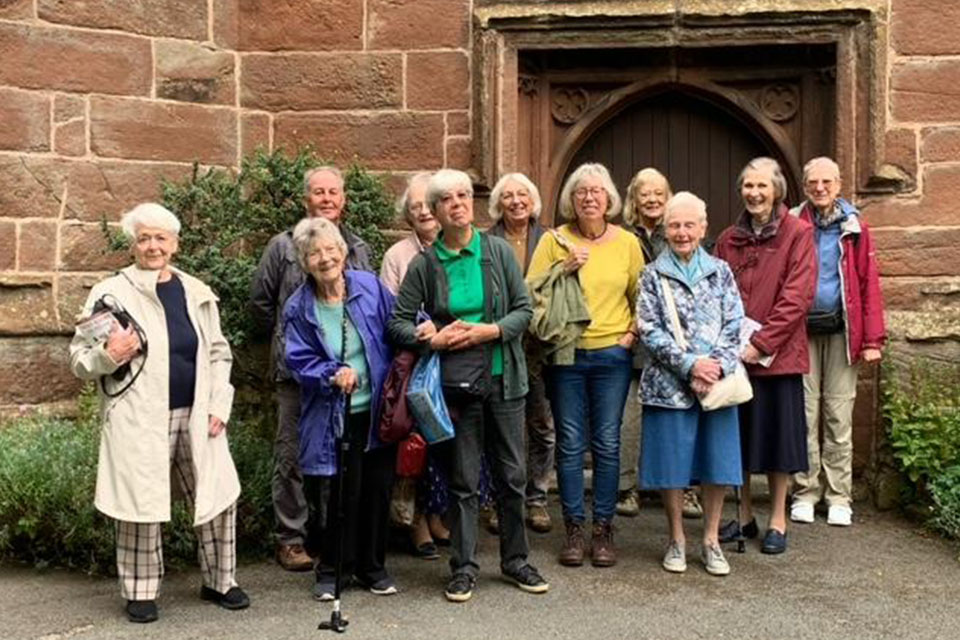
[{"xmin": 806, "ymin": 308, "xmax": 845, "ymax": 335}]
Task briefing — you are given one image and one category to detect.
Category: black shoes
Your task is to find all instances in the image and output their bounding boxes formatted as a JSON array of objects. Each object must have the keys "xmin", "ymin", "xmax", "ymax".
[
  {"xmin": 761, "ymin": 529, "xmax": 787, "ymax": 554},
  {"xmin": 718, "ymin": 518, "xmax": 759, "ymax": 543},
  {"xmin": 126, "ymin": 600, "xmax": 158, "ymax": 623},
  {"xmin": 501, "ymin": 563, "xmax": 550, "ymax": 594},
  {"xmin": 200, "ymin": 585, "xmax": 251, "ymax": 610},
  {"xmin": 444, "ymin": 573, "xmax": 476, "ymax": 603}
]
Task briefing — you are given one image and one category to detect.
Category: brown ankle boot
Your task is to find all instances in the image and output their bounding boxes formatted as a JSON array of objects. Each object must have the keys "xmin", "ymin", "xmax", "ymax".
[
  {"xmin": 590, "ymin": 521, "xmax": 617, "ymax": 567},
  {"xmin": 558, "ymin": 521, "xmax": 586, "ymax": 566}
]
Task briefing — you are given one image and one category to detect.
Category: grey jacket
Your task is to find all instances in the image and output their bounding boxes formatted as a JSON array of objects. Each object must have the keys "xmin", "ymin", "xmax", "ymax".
[{"xmin": 249, "ymin": 224, "xmax": 372, "ymax": 382}]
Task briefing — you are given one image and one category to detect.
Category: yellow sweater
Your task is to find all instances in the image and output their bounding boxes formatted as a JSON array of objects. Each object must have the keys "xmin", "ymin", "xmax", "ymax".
[{"xmin": 528, "ymin": 224, "xmax": 644, "ymax": 350}]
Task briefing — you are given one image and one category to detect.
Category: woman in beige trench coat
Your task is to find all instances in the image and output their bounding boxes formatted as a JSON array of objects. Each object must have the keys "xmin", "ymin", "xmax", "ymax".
[{"xmin": 69, "ymin": 203, "xmax": 248, "ymax": 623}]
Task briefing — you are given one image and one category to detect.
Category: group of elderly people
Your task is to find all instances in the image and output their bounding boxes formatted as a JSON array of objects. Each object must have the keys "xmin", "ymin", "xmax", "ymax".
[{"xmin": 69, "ymin": 151, "xmax": 885, "ymax": 621}]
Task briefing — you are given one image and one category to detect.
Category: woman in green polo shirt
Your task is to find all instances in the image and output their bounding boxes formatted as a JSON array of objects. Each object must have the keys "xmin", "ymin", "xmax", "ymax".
[{"xmin": 388, "ymin": 169, "xmax": 549, "ymax": 604}]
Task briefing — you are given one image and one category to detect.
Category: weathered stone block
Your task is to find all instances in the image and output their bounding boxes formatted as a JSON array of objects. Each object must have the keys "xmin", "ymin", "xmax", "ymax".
[
  {"xmin": 38, "ymin": 0, "xmax": 207, "ymax": 39},
  {"xmin": 156, "ymin": 41, "xmax": 236, "ymax": 106},
  {"xmin": 0, "ymin": 157, "xmax": 192, "ymax": 222},
  {"xmin": 447, "ymin": 111, "xmax": 470, "ymax": 136},
  {"xmin": 90, "ymin": 97, "xmax": 237, "ymax": 165},
  {"xmin": 860, "ymin": 165, "xmax": 960, "ymax": 228},
  {"xmin": 0, "ymin": 88, "xmax": 50, "ymax": 152},
  {"xmin": 55, "ymin": 94, "xmax": 85, "ymax": 122},
  {"xmin": 407, "ymin": 51, "xmax": 470, "ymax": 111},
  {"xmin": 921, "ymin": 126, "xmax": 960, "ymax": 163},
  {"xmin": 881, "ymin": 276, "xmax": 960, "ymax": 311},
  {"xmin": 234, "ymin": 0, "xmax": 362, "ymax": 51},
  {"xmin": 0, "ymin": 0, "xmax": 32, "ymax": 19},
  {"xmin": 59, "ymin": 223, "xmax": 130, "ymax": 272},
  {"xmin": 241, "ymin": 53, "xmax": 402, "ymax": 111},
  {"xmin": 0, "ymin": 276, "xmax": 58, "ymax": 334},
  {"xmin": 368, "ymin": 0, "xmax": 470, "ymax": 50},
  {"xmin": 274, "ymin": 112, "xmax": 444, "ymax": 171},
  {"xmin": 19, "ymin": 221, "xmax": 57, "ymax": 272},
  {"xmin": 241, "ymin": 112, "xmax": 270, "ymax": 156},
  {"xmin": 59, "ymin": 273, "xmax": 104, "ymax": 325},
  {"xmin": 883, "ymin": 128, "xmax": 917, "ymax": 186},
  {"xmin": 891, "ymin": 60, "xmax": 960, "ymax": 123},
  {"xmin": 446, "ymin": 136, "xmax": 472, "ymax": 170},
  {"xmin": 0, "ymin": 23, "xmax": 152, "ymax": 96},
  {"xmin": 892, "ymin": 0, "xmax": 960, "ymax": 56},
  {"xmin": 0, "ymin": 221, "xmax": 15, "ymax": 271},
  {"xmin": 54, "ymin": 120, "xmax": 86, "ymax": 157},
  {"xmin": 0, "ymin": 336, "xmax": 83, "ymax": 404},
  {"xmin": 873, "ymin": 227, "xmax": 960, "ymax": 277},
  {"xmin": 212, "ymin": 0, "xmax": 239, "ymax": 50}
]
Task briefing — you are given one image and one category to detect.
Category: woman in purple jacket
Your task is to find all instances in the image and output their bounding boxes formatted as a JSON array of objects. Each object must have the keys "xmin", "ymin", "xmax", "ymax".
[{"xmin": 283, "ymin": 217, "xmax": 397, "ymax": 601}]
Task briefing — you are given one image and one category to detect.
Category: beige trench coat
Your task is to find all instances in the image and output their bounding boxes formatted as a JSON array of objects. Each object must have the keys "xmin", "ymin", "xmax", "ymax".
[{"xmin": 69, "ymin": 265, "xmax": 240, "ymax": 526}]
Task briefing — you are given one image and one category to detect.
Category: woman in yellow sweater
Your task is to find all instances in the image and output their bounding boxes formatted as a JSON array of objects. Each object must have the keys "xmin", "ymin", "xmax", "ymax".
[{"xmin": 528, "ymin": 163, "xmax": 643, "ymax": 568}]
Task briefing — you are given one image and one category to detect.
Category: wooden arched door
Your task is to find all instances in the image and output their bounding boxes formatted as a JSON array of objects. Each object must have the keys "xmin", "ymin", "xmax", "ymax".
[{"xmin": 564, "ymin": 90, "xmax": 796, "ymax": 239}]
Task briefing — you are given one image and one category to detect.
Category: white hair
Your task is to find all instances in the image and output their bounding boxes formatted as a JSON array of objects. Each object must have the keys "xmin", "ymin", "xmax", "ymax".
[
  {"xmin": 396, "ymin": 171, "xmax": 433, "ymax": 224},
  {"xmin": 426, "ymin": 169, "xmax": 473, "ymax": 213},
  {"xmin": 803, "ymin": 156, "xmax": 841, "ymax": 182},
  {"xmin": 623, "ymin": 167, "xmax": 672, "ymax": 226},
  {"xmin": 488, "ymin": 172, "xmax": 543, "ymax": 221},
  {"xmin": 292, "ymin": 217, "xmax": 348, "ymax": 272},
  {"xmin": 663, "ymin": 191, "xmax": 708, "ymax": 225},
  {"xmin": 302, "ymin": 165, "xmax": 344, "ymax": 197},
  {"xmin": 558, "ymin": 163, "xmax": 622, "ymax": 221},
  {"xmin": 737, "ymin": 157, "xmax": 788, "ymax": 203},
  {"xmin": 120, "ymin": 203, "xmax": 181, "ymax": 239}
]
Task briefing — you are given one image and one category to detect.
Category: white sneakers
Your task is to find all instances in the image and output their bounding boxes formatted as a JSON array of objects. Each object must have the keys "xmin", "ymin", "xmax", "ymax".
[
  {"xmin": 661, "ymin": 540, "xmax": 687, "ymax": 573},
  {"xmin": 827, "ymin": 504, "xmax": 853, "ymax": 526},
  {"xmin": 790, "ymin": 501, "xmax": 853, "ymax": 526},
  {"xmin": 790, "ymin": 501, "xmax": 815, "ymax": 524}
]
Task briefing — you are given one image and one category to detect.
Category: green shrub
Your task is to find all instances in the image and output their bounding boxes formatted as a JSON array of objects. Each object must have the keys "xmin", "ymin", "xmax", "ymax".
[
  {"xmin": 0, "ymin": 387, "xmax": 274, "ymax": 573},
  {"xmin": 883, "ymin": 357, "xmax": 960, "ymax": 539}
]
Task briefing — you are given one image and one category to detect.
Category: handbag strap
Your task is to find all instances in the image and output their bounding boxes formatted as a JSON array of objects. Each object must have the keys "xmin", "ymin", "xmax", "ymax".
[{"xmin": 659, "ymin": 274, "xmax": 688, "ymax": 350}]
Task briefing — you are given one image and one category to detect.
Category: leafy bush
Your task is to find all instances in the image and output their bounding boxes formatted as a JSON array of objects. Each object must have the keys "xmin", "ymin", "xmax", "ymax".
[
  {"xmin": 883, "ymin": 357, "xmax": 960, "ymax": 539},
  {"xmin": 0, "ymin": 386, "xmax": 274, "ymax": 573}
]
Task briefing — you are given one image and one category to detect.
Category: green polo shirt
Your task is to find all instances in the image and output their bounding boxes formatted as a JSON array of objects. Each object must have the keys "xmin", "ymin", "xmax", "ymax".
[{"xmin": 434, "ymin": 228, "xmax": 503, "ymax": 376}]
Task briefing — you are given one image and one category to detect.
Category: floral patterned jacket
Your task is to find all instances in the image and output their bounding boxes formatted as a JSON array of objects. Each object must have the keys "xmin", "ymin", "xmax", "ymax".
[{"xmin": 637, "ymin": 248, "xmax": 744, "ymax": 409}]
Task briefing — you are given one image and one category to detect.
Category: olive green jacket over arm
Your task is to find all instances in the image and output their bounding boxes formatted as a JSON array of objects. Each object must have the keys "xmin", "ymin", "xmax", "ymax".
[{"xmin": 387, "ymin": 231, "xmax": 532, "ymax": 400}]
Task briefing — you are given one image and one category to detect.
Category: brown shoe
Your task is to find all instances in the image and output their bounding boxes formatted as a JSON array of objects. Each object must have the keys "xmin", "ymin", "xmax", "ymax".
[
  {"xmin": 558, "ymin": 521, "xmax": 586, "ymax": 566},
  {"xmin": 480, "ymin": 505, "xmax": 500, "ymax": 534},
  {"xmin": 526, "ymin": 505, "xmax": 553, "ymax": 533},
  {"xmin": 590, "ymin": 521, "xmax": 617, "ymax": 567},
  {"xmin": 276, "ymin": 543, "xmax": 312, "ymax": 572}
]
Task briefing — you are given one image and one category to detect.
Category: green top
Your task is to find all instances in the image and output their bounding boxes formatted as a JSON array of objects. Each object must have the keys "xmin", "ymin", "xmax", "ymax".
[
  {"xmin": 315, "ymin": 300, "xmax": 371, "ymax": 413},
  {"xmin": 434, "ymin": 227, "xmax": 503, "ymax": 375}
]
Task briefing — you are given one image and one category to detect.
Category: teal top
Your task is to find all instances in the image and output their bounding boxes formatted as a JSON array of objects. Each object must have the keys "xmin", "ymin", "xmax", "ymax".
[
  {"xmin": 668, "ymin": 247, "xmax": 705, "ymax": 289},
  {"xmin": 315, "ymin": 300, "xmax": 372, "ymax": 413},
  {"xmin": 434, "ymin": 227, "xmax": 503, "ymax": 376}
]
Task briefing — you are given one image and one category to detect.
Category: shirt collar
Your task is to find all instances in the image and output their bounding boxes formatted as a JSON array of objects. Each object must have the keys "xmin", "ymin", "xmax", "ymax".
[{"xmin": 434, "ymin": 226, "xmax": 480, "ymax": 262}]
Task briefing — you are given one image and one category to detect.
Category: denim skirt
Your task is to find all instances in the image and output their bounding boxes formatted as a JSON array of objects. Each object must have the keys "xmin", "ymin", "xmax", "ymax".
[{"xmin": 639, "ymin": 404, "xmax": 743, "ymax": 489}]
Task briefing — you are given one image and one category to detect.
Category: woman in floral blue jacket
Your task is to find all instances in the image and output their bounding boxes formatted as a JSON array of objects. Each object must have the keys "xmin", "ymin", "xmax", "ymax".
[{"xmin": 636, "ymin": 192, "xmax": 745, "ymax": 577}]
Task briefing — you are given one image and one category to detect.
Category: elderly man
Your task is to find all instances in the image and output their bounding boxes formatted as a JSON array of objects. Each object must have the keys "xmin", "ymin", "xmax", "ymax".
[
  {"xmin": 250, "ymin": 165, "xmax": 373, "ymax": 571},
  {"xmin": 789, "ymin": 157, "xmax": 886, "ymax": 527}
]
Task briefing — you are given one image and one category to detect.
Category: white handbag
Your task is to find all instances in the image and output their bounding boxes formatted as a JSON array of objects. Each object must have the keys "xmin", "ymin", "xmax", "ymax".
[{"xmin": 660, "ymin": 275, "xmax": 753, "ymax": 411}]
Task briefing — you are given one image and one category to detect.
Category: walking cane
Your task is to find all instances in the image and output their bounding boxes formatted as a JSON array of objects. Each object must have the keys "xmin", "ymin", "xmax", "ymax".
[{"xmin": 732, "ymin": 486, "xmax": 746, "ymax": 553}]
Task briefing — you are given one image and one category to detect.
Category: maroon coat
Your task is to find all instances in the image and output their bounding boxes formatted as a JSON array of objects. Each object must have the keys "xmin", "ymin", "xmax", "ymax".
[
  {"xmin": 715, "ymin": 203, "xmax": 817, "ymax": 377},
  {"xmin": 794, "ymin": 202, "xmax": 886, "ymax": 364}
]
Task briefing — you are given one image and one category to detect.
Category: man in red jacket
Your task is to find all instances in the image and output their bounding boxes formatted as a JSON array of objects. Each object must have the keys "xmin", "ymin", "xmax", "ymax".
[{"xmin": 789, "ymin": 157, "xmax": 886, "ymax": 527}]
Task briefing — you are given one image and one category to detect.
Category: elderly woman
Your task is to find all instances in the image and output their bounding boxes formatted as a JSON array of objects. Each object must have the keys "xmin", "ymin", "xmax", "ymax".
[
  {"xmin": 715, "ymin": 157, "xmax": 816, "ymax": 554},
  {"xmin": 637, "ymin": 192, "xmax": 744, "ymax": 576},
  {"xmin": 69, "ymin": 203, "xmax": 247, "ymax": 624},
  {"xmin": 388, "ymin": 169, "xmax": 548, "ymax": 603},
  {"xmin": 487, "ymin": 172, "xmax": 553, "ymax": 533},
  {"xmin": 528, "ymin": 162, "xmax": 644, "ymax": 568},
  {"xmin": 789, "ymin": 157, "xmax": 886, "ymax": 527},
  {"xmin": 283, "ymin": 217, "xmax": 397, "ymax": 600}
]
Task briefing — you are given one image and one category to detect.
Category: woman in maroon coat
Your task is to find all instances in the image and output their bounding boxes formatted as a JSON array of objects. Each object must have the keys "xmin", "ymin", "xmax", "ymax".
[{"xmin": 714, "ymin": 157, "xmax": 816, "ymax": 555}]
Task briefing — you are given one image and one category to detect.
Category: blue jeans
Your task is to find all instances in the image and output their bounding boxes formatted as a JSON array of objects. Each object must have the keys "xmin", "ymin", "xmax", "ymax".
[{"xmin": 548, "ymin": 345, "xmax": 633, "ymax": 523}]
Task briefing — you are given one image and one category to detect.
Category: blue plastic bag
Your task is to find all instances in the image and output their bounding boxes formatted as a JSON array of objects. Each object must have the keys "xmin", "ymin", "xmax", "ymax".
[{"xmin": 406, "ymin": 351, "xmax": 455, "ymax": 444}]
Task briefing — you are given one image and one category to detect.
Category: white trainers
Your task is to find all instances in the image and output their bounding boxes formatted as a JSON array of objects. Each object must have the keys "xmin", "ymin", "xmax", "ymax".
[
  {"xmin": 701, "ymin": 543, "xmax": 731, "ymax": 577},
  {"xmin": 827, "ymin": 504, "xmax": 852, "ymax": 526},
  {"xmin": 661, "ymin": 540, "xmax": 687, "ymax": 573},
  {"xmin": 790, "ymin": 501, "xmax": 815, "ymax": 524}
]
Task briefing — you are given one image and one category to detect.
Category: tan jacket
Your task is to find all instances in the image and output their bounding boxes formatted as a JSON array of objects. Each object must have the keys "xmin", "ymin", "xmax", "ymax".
[{"xmin": 69, "ymin": 265, "xmax": 239, "ymax": 525}]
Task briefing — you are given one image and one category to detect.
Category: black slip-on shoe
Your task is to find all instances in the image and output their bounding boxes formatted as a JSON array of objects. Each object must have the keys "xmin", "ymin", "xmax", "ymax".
[
  {"xmin": 200, "ymin": 585, "xmax": 250, "ymax": 610},
  {"xmin": 126, "ymin": 600, "xmax": 158, "ymax": 623}
]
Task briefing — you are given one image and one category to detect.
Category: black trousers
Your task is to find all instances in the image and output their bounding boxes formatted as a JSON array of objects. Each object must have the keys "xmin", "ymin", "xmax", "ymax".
[{"xmin": 304, "ymin": 411, "xmax": 396, "ymax": 583}]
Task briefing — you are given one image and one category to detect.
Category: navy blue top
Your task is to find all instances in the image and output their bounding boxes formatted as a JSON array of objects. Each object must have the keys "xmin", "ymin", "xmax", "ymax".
[{"xmin": 156, "ymin": 275, "xmax": 198, "ymax": 410}]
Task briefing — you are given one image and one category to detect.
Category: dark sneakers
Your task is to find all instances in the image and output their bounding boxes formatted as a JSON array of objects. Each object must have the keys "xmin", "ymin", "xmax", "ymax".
[
  {"xmin": 501, "ymin": 563, "xmax": 550, "ymax": 594},
  {"xmin": 444, "ymin": 573, "xmax": 476, "ymax": 603},
  {"xmin": 718, "ymin": 518, "xmax": 759, "ymax": 543},
  {"xmin": 200, "ymin": 585, "xmax": 251, "ymax": 610},
  {"xmin": 126, "ymin": 600, "xmax": 158, "ymax": 623},
  {"xmin": 559, "ymin": 521, "xmax": 586, "ymax": 566}
]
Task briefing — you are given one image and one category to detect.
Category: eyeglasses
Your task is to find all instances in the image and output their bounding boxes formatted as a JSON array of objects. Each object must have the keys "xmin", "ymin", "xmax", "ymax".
[{"xmin": 574, "ymin": 187, "xmax": 605, "ymax": 199}]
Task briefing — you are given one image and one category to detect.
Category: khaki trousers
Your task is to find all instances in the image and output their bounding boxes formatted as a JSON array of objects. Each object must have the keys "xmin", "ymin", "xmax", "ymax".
[
  {"xmin": 793, "ymin": 332, "xmax": 858, "ymax": 507},
  {"xmin": 619, "ymin": 376, "xmax": 642, "ymax": 492}
]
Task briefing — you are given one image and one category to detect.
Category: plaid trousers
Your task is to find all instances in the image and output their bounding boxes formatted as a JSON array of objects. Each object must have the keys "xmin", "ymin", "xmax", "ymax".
[{"xmin": 115, "ymin": 407, "xmax": 238, "ymax": 601}]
